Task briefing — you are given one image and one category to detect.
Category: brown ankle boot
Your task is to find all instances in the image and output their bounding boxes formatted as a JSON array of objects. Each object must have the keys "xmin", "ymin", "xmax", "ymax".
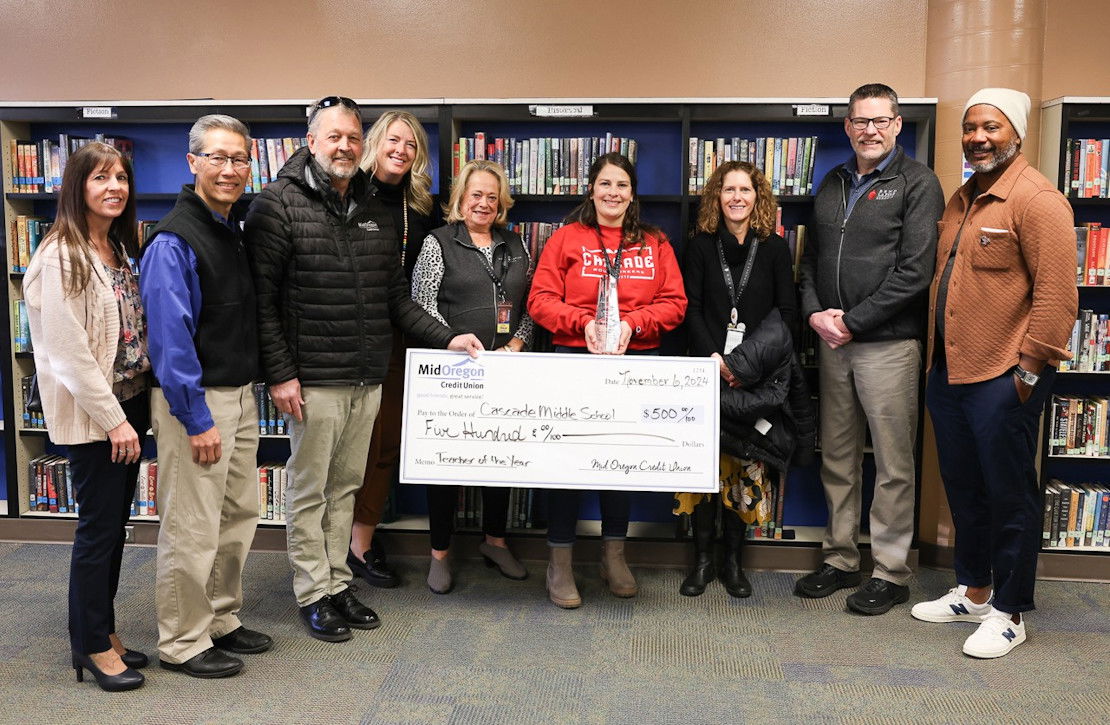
[
  {"xmin": 546, "ymin": 545, "xmax": 581, "ymax": 608},
  {"xmin": 599, "ymin": 539, "xmax": 638, "ymax": 597}
]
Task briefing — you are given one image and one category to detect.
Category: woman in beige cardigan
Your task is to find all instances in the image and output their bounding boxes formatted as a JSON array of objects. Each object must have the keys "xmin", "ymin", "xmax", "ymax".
[{"xmin": 24, "ymin": 142, "xmax": 151, "ymax": 692}]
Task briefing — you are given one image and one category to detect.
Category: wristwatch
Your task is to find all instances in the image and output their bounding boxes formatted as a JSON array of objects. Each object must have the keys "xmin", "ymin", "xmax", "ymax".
[{"xmin": 1012, "ymin": 364, "xmax": 1039, "ymax": 387}]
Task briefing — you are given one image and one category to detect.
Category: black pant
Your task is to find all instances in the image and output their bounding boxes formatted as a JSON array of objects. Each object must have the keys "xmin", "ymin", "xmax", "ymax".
[
  {"xmin": 545, "ymin": 345, "xmax": 658, "ymax": 545},
  {"xmin": 426, "ymin": 485, "xmax": 510, "ymax": 551},
  {"xmin": 925, "ymin": 357, "xmax": 1052, "ymax": 614},
  {"xmin": 66, "ymin": 392, "xmax": 149, "ymax": 654}
]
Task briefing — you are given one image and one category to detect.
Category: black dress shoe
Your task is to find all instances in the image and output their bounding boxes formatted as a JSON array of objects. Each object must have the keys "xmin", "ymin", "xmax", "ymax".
[
  {"xmin": 794, "ymin": 563, "xmax": 862, "ymax": 598},
  {"xmin": 331, "ymin": 586, "xmax": 381, "ymax": 630},
  {"xmin": 846, "ymin": 577, "xmax": 910, "ymax": 615},
  {"xmin": 120, "ymin": 648, "xmax": 149, "ymax": 669},
  {"xmin": 212, "ymin": 626, "xmax": 273, "ymax": 654},
  {"xmin": 347, "ymin": 548, "xmax": 400, "ymax": 589},
  {"xmin": 73, "ymin": 651, "xmax": 145, "ymax": 692},
  {"xmin": 299, "ymin": 596, "xmax": 352, "ymax": 642},
  {"xmin": 159, "ymin": 647, "xmax": 243, "ymax": 679}
]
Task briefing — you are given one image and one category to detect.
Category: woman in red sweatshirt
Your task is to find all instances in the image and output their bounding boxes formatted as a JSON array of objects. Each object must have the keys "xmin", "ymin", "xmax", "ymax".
[{"xmin": 528, "ymin": 152, "xmax": 687, "ymax": 609}]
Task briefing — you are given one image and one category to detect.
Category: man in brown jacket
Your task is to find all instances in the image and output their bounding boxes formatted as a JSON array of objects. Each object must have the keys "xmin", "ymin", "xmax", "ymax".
[{"xmin": 913, "ymin": 88, "xmax": 1077, "ymax": 658}]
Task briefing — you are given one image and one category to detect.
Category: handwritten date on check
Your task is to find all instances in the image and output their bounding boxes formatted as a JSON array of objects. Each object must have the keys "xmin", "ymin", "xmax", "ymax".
[{"xmin": 400, "ymin": 349, "xmax": 719, "ymax": 493}]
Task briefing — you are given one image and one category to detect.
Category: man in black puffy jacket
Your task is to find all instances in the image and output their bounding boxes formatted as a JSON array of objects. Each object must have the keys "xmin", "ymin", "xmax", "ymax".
[{"xmin": 245, "ymin": 96, "xmax": 481, "ymax": 643}]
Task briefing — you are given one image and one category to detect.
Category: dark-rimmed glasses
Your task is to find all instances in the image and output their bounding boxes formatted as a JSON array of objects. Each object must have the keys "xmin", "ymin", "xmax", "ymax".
[{"xmin": 848, "ymin": 116, "xmax": 896, "ymax": 130}]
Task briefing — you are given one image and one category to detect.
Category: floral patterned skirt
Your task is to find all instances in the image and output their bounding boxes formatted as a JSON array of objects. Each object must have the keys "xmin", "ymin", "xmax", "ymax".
[{"xmin": 673, "ymin": 454, "xmax": 772, "ymax": 526}]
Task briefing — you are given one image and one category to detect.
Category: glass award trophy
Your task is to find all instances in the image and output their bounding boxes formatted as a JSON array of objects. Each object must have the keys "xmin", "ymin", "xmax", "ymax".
[{"xmin": 595, "ymin": 272, "xmax": 621, "ymax": 353}]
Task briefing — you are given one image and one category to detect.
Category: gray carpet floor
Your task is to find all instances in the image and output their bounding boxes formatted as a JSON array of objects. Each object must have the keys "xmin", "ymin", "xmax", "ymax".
[{"xmin": 0, "ymin": 541, "xmax": 1107, "ymax": 724}]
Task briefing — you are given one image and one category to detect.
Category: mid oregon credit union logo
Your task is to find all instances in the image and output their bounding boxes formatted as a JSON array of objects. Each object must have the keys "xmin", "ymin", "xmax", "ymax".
[{"xmin": 417, "ymin": 357, "xmax": 486, "ymax": 389}]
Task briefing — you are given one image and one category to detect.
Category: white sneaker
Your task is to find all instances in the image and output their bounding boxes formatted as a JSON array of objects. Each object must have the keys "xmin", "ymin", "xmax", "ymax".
[
  {"xmin": 962, "ymin": 609, "xmax": 1026, "ymax": 658},
  {"xmin": 911, "ymin": 585, "xmax": 992, "ymax": 623}
]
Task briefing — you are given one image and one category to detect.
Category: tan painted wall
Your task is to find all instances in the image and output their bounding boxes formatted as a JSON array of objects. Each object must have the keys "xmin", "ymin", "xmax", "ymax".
[
  {"xmin": 1042, "ymin": 0, "xmax": 1110, "ymax": 99},
  {"xmin": 0, "ymin": 0, "xmax": 928, "ymax": 101}
]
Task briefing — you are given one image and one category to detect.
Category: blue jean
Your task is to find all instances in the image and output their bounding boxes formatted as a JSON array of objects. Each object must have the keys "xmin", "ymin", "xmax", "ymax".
[
  {"xmin": 925, "ymin": 357, "xmax": 1053, "ymax": 614},
  {"xmin": 545, "ymin": 345, "xmax": 657, "ymax": 545}
]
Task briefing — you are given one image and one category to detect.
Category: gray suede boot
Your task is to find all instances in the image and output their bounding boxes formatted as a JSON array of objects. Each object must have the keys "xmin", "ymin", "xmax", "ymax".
[
  {"xmin": 427, "ymin": 555, "xmax": 453, "ymax": 594},
  {"xmin": 546, "ymin": 545, "xmax": 581, "ymax": 609},
  {"xmin": 599, "ymin": 539, "xmax": 638, "ymax": 598}
]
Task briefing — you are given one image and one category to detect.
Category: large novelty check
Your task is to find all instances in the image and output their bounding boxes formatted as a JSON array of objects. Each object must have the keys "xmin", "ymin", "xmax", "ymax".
[{"xmin": 400, "ymin": 349, "xmax": 719, "ymax": 493}]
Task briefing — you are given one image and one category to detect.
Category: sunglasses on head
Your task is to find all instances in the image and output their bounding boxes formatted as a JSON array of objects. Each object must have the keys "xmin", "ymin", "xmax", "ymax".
[{"xmin": 308, "ymin": 96, "xmax": 360, "ymax": 123}]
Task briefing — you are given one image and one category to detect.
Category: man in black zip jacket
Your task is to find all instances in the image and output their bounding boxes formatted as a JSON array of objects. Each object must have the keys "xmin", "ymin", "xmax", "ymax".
[
  {"xmin": 797, "ymin": 83, "xmax": 944, "ymax": 615},
  {"xmin": 245, "ymin": 97, "xmax": 481, "ymax": 643}
]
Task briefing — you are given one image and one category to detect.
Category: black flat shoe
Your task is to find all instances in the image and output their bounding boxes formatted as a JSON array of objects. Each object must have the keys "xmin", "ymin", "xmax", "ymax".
[
  {"xmin": 846, "ymin": 577, "xmax": 910, "ymax": 615},
  {"xmin": 331, "ymin": 586, "xmax": 381, "ymax": 630},
  {"xmin": 73, "ymin": 651, "xmax": 144, "ymax": 692},
  {"xmin": 119, "ymin": 648, "xmax": 149, "ymax": 670},
  {"xmin": 159, "ymin": 647, "xmax": 243, "ymax": 679},
  {"xmin": 794, "ymin": 563, "xmax": 861, "ymax": 598},
  {"xmin": 212, "ymin": 626, "xmax": 273, "ymax": 654},
  {"xmin": 299, "ymin": 597, "xmax": 353, "ymax": 642},
  {"xmin": 347, "ymin": 548, "xmax": 400, "ymax": 589}
]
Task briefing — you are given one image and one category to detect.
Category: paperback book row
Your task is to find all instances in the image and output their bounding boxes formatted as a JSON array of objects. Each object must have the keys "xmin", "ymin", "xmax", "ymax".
[
  {"xmin": 9, "ymin": 215, "xmax": 149, "ymax": 272},
  {"xmin": 258, "ymin": 462, "xmax": 288, "ymax": 522},
  {"xmin": 12, "ymin": 302, "xmax": 31, "ymax": 353},
  {"xmin": 27, "ymin": 455, "xmax": 157, "ymax": 517},
  {"xmin": 454, "ymin": 486, "xmax": 545, "ymax": 530},
  {"xmin": 453, "ymin": 133, "xmax": 639, "ymax": 196},
  {"xmin": 1076, "ymin": 223, "xmax": 1110, "ymax": 286},
  {"xmin": 242, "ymin": 136, "xmax": 308, "ymax": 194},
  {"xmin": 1049, "ymin": 395, "xmax": 1109, "ymax": 457},
  {"xmin": 8, "ymin": 135, "xmax": 133, "ymax": 194},
  {"xmin": 687, "ymin": 136, "xmax": 819, "ymax": 197},
  {"xmin": 1042, "ymin": 479, "xmax": 1110, "ymax": 549},
  {"xmin": 253, "ymin": 382, "xmax": 287, "ymax": 436},
  {"xmin": 505, "ymin": 221, "xmax": 563, "ymax": 264},
  {"xmin": 1059, "ymin": 309, "xmax": 1109, "ymax": 372},
  {"xmin": 1062, "ymin": 138, "xmax": 1109, "ymax": 199}
]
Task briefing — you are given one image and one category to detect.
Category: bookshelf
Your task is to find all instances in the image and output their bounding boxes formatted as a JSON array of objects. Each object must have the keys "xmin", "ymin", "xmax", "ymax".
[
  {"xmin": 1035, "ymin": 98, "xmax": 1110, "ymax": 572},
  {"xmin": 3, "ymin": 98, "xmax": 940, "ymax": 572}
]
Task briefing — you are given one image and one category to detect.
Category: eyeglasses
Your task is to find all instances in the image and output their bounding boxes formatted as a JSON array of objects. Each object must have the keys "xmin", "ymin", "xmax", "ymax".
[
  {"xmin": 194, "ymin": 152, "xmax": 251, "ymax": 170},
  {"xmin": 848, "ymin": 116, "xmax": 896, "ymax": 130},
  {"xmin": 308, "ymin": 95, "xmax": 360, "ymax": 125}
]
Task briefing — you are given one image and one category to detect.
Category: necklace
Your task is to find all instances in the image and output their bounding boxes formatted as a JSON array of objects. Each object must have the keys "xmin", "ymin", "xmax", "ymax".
[{"xmin": 400, "ymin": 188, "xmax": 410, "ymax": 268}]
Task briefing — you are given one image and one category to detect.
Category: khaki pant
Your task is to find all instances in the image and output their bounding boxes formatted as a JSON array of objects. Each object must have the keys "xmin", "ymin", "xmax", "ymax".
[
  {"xmin": 286, "ymin": 385, "xmax": 382, "ymax": 606},
  {"xmin": 818, "ymin": 338, "xmax": 921, "ymax": 585},
  {"xmin": 153, "ymin": 386, "xmax": 260, "ymax": 664}
]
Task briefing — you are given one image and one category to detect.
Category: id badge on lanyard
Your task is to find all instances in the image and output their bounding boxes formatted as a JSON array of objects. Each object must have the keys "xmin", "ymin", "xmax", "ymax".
[
  {"xmin": 724, "ymin": 307, "xmax": 746, "ymax": 354},
  {"xmin": 496, "ymin": 299, "xmax": 512, "ymax": 335}
]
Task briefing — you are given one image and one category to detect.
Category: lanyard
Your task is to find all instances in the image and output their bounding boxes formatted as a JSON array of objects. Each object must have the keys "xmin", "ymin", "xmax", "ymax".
[
  {"xmin": 468, "ymin": 227, "xmax": 511, "ymax": 301},
  {"xmin": 716, "ymin": 229, "xmax": 760, "ymax": 326},
  {"xmin": 596, "ymin": 227, "xmax": 625, "ymax": 281}
]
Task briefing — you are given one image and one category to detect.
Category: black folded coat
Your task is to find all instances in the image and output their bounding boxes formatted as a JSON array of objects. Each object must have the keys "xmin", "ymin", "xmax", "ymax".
[{"xmin": 718, "ymin": 308, "xmax": 816, "ymax": 471}]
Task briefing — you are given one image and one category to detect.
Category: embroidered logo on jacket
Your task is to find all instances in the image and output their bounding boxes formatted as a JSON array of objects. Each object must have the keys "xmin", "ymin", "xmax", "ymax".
[
  {"xmin": 357, "ymin": 220, "xmax": 380, "ymax": 232},
  {"xmin": 868, "ymin": 188, "xmax": 898, "ymax": 201},
  {"xmin": 578, "ymin": 246, "xmax": 656, "ymax": 280}
]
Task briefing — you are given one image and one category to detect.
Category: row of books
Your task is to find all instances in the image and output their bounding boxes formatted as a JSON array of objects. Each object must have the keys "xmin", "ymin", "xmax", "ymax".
[
  {"xmin": 12, "ymin": 301, "xmax": 31, "ymax": 353},
  {"xmin": 258, "ymin": 462, "xmax": 288, "ymax": 522},
  {"xmin": 243, "ymin": 137, "xmax": 307, "ymax": 194},
  {"xmin": 1060, "ymin": 310, "xmax": 1109, "ymax": 372},
  {"xmin": 506, "ymin": 221, "xmax": 564, "ymax": 264},
  {"xmin": 1062, "ymin": 138, "xmax": 1110, "ymax": 199},
  {"xmin": 253, "ymin": 382, "xmax": 287, "ymax": 436},
  {"xmin": 8, "ymin": 215, "xmax": 50, "ymax": 272},
  {"xmin": 8, "ymin": 135, "xmax": 133, "ymax": 194},
  {"xmin": 453, "ymin": 134, "xmax": 639, "ymax": 196},
  {"xmin": 20, "ymin": 375, "xmax": 45, "ymax": 429},
  {"xmin": 1049, "ymin": 395, "xmax": 1109, "ymax": 457},
  {"xmin": 27, "ymin": 455, "xmax": 157, "ymax": 517},
  {"xmin": 454, "ymin": 486, "xmax": 544, "ymax": 530},
  {"xmin": 1043, "ymin": 479, "xmax": 1110, "ymax": 548},
  {"xmin": 688, "ymin": 136, "xmax": 819, "ymax": 197},
  {"xmin": 1076, "ymin": 223, "xmax": 1110, "ymax": 286}
]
